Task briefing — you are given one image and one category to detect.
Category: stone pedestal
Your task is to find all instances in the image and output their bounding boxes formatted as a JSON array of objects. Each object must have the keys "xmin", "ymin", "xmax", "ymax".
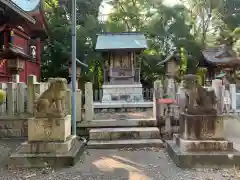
[
  {"xmin": 166, "ymin": 113, "xmax": 240, "ymax": 168},
  {"xmin": 101, "ymin": 84, "xmax": 144, "ymax": 103},
  {"xmin": 9, "ymin": 115, "xmax": 85, "ymax": 168},
  {"xmin": 28, "ymin": 116, "xmax": 71, "ymax": 142}
]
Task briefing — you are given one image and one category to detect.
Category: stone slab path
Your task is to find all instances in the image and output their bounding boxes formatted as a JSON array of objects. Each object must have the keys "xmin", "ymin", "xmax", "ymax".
[{"xmin": 0, "ymin": 140, "xmax": 238, "ymax": 180}]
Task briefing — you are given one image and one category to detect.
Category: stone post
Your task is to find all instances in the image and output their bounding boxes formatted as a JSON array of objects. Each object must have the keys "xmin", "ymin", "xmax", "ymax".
[
  {"xmin": 153, "ymin": 80, "xmax": 163, "ymax": 119},
  {"xmin": 178, "ymin": 81, "xmax": 186, "ymax": 113},
  {"xmin": 166, "ymin": 75, "xmax": 176, "ymax": 136},
  {"xmin": 65, "ymin": 89, "xmax": 72, "ymax": 115},
  {"xmin": 27, "ymin": 75, "xmax": 37, "ymax": 114},
  {"xmin": 85, "ymin": 82, "xmax": 94, "ymax": 121},
  {"xmin": 7, "ymin": 82, "xmax": 16, "ymax": 116},
  {"xmin": 34, "ymin": 83, "xmax": 41, "ymax": 95},
  {"xmin": 167, "ymin": 77, "xmax": 175, "ymax": 99},
  {"xmin": 212, "ymin": 79, "xmax": 223, "ymax": 114},
  {"xmin": 230, "ymin": 84, "xmax": 236, "ymax": 111},
  {"xmin": 17, "ymin": 82, "xmax": 25, "ymax": 113},
  {"xmin": 12, "ymin": 74, "xmax": 20, "ymax": 83},
  {"xmin": 76, "ymin": 89, "xmax": 82, "ymax": 122}
]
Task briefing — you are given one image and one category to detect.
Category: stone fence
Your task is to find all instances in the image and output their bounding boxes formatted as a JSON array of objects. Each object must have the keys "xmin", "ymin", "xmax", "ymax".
[{"xmin": 0, "ymin": 75, "xmax": 82, "ymax": 121}]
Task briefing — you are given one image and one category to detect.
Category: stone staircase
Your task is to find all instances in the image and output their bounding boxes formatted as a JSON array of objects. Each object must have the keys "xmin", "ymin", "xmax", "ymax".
[{"xmin": 86, "ymin": 120, "xmax": 163, "ymax": 149}]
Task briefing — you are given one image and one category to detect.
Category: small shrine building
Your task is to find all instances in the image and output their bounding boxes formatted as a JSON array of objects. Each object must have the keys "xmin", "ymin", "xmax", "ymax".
[
  {"xmin": 199, "ymin": 43, "xmax": 240, "ymax": 80},
  {"xmin": 95, "ymin": 32, "xmax": 148, "ymax": 103}
]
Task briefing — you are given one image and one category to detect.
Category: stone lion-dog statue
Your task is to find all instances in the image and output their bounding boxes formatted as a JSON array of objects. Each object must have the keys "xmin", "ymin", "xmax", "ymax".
[
  {"xmin": 183, "ymin": 74, "xmax": 217, "ymax": 115},
  {"xmin": 34, "ymin": 78, "xmax": 68, "ymax": 118}
]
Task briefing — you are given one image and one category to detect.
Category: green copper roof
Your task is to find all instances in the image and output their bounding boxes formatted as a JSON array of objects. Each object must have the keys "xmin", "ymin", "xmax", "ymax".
[{"xmin": 95, "ymin": 32, "xmax": 148, "ymax": 50}]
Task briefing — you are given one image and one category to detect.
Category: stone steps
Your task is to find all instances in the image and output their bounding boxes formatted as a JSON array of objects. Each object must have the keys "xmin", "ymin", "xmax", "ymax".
[
  {"xmin": 88, "ymin": 139, "xmax": 163, "ymax": 149},
  {"xmin": 78, "ymin": 119, "xmax": 157, "ymax": 128},
  {"xmin": 87, "ymin": 127, "xmax": 163, "ymax": 149},
  {"xmin": 89, "ymin": 127, "xmax": 160, "ymax": 141}
]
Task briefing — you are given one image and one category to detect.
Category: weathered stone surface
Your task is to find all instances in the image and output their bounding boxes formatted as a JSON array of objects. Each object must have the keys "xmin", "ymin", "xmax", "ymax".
[
  {"xmin": 180, "ymin": 113, "xmax": 224, "ymax": 140},
  {"xmin": 175, "ymin": 137, "xmax": 233, "ymax": 152},
  {"xmin": 0, "ymin": 118, "xmax": 28, "ymax": 138},
  {"xmin": 28, "ymin": 115, "xmax": 71, "ymax": 142},
  {"xmin": 87, "ymin": 139, "xmax": 163, "ymax": 149},
  {"xmin": 9, "ymin": 138, "xmax": 85, "ymax": 168},
  {"xmin": 78, "ymin": 119, "xmax": 157, "ymax": 128},
  {"xmin": 89, "ymin": 127, "xmax": 160, "ymax": 140},
  {"xmin": 166, "ymin": 140, "xmax": 240, "ymax": 168},
  {"xmin": 17, "ymin": 135, "xmax": 76, "ymax": 154}
]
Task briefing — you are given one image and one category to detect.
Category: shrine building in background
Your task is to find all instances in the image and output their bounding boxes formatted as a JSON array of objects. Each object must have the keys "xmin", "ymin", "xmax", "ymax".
[{"xmin": 0, "ymin": 0, "xmax": 47, "ymax": 82}]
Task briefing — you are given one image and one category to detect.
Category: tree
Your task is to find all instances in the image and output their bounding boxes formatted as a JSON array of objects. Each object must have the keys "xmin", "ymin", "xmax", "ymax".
[{"xmin": 41, "ymin": 0, "xmax": 102, "ymax": 85}]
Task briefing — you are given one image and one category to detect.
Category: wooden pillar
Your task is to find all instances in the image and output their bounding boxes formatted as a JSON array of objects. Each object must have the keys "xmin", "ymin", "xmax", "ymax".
[
  {"xmin": 4, "ymin": 31, "xmax": 8, "ymax": 49},
  {"xmin": 36, "ymin": 38, "xmax": 41, "ymax": 80}
]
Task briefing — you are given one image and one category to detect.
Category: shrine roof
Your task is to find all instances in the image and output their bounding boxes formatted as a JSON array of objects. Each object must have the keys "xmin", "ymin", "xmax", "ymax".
[
  {"xmin": 0, "ymin": 44, "xmax": 33, "ymax": 60},
  {"xmin": 157, "ymin": 51, "xmax": 181, "ymax": 66},
  {"xmin": 201, "ymin": 45, "xmax": 240, "ymax": 66},
  {"xmin": 0, "ymin": 0, "xmax": 36, "ymax": 24},
  {"xmin": 95, "ymin": 32, "xmax": 148, "ymax": 51}
]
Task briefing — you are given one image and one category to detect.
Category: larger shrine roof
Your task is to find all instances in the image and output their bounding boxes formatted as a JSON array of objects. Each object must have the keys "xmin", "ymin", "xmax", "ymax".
[
  {"xmin": 202, "ymin": 45, "xmax": 240, "ymax": 65},
  {"xmin": 95, "ymin": 32, "xmax": 148, "ymax": 51},
  {"xmin": 0, "ymin": 0, "xmax": 36, "ymax": 24}
]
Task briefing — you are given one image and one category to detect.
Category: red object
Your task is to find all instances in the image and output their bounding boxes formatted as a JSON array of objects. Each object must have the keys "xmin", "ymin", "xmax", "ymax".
[
  {"xmin": 0, "ymin": 4, "xmax": 47, "ymax": 83},
  {"xmin": 157, "ymin": 98, "xmax": 176, "ymax": 104}
]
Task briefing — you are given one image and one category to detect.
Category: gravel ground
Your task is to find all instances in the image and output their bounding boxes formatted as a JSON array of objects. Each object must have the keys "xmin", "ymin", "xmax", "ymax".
[{"xmin": 0, "ymin": 140, "xmax": 239, "ymax": 180}]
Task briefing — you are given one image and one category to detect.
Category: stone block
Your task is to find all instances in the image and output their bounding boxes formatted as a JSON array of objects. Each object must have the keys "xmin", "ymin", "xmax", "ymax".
[
  {"xmin": 87, "ymin": 139, "xmax": 163, "ymax": 149},
  {"xmin": 17, "ymin": 135, "xmax": 76, "ymax": 154},
  {"xmin": 9, "ymin": 137, "xmax": 85, "ymax": 168},
  {"xmin": 28, "ymin": 115, "xmax": 71, "ymax": 142},
  {"xmin": 166, "ymin": 140, "xmax": 240, "ymax": 168},
  {"xmin": 89, "ymin": 127, "xmax": 160, "ymax": 140},
  {"xmin": 175, "ymin": 137, "xmax": 233, "ymax": 152},
  {"xmin": 179, "ymin": 113, "xmax": 224, "ymax": 140}
]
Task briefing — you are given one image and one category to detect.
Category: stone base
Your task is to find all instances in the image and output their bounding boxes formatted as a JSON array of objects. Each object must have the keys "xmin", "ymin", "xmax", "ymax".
[
  {"xmin": 87, "ymin": 139, "xmax": 163, "ymax": 149},
  {"xmin": 174, "ymin": 134, "xmax": 233, "ymax": 152},
  {"xmin": 9, "ymin": 136, "xmax": 85, "ymax": 168},
  {"xmin": 166, "ymin": 141, "xmax": 240, "ymax": 168},
  {"xmin": 101, "ymin": 84, "xmax": 144, "ymax": 103},
  {"xmin": 180, "ymin": 113, "xmax": 224, "ymax": 140},
  {"xmin": 89, "ymin": 127, "xmax": 160, "ymax": 141},
  {"xmin": 28, "ymin": 115, "xmax": 71, "ymax": 142}
]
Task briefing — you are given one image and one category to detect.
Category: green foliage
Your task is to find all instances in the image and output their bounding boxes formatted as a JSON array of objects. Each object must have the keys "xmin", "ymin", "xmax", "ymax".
[
  {"xmin": 41, "ymin": 0, "xmax": 240, "ymax": 86},
  {"xmin": 180, "ymin": 47, "xmax": 188, "ymax": 75},
  {"xmin": 41, "ymin": 0, "xmax": 102, "ymax": 86},
  {"xmin": 0, "ymin": 90, "xmax": 6, "ymax": 105}
]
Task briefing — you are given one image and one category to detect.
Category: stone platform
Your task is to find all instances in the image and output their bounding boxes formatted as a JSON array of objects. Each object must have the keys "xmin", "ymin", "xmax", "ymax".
[
  {"xmin": 9, "ymin": 115, "xmax": 85, "ymax": 168},
  {"xmin": 167, "ymin": 140, "xmax": 240, "ymax": 168},
  {"xmin": 87, "ymin": 127, "xmax": 163, "ymax": 149},
  {"xmin": 9, "ymin": 135, "xmax": 85, "ymax": 168},
  {"xmin": 166, "ymin": 113, "xmax": 240, "ymax": 168},
  {"xmin": 101, "ymin": 84, "xmax": 144, "ymax": 103}
]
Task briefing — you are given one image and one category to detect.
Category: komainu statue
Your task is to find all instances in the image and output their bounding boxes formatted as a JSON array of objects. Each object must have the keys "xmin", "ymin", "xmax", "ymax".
[
  {"xmin": 34, "ymin": 78, "xmax": 68, "ymax": 118},
  {"xmin": 183, "ymin": 74, "xmax": 217, "ymax": 115}
]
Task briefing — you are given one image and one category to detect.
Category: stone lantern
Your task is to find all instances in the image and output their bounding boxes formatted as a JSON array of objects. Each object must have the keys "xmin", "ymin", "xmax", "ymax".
[
  {"xmin": 68, "ymin": 60, "xmax": 81, "ymax": 89},
  {"xmin": 0, "ymin": 45, "xmax": 30, "ymax": 82},
  {"xmin": 68, "ymin": 61, "xmax": 81, "ymax": 78}
]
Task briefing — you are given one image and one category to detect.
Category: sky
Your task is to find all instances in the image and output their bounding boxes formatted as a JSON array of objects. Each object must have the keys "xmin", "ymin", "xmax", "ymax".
[{"xmin": 99, "ymin": 0, "xmax": 181, "ymax": 15}]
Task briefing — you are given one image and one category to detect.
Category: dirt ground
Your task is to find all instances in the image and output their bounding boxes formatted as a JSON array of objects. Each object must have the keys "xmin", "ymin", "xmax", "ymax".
[{"xmin": 0, "ymin": 116, "xmax": 239, "ymax": 179}]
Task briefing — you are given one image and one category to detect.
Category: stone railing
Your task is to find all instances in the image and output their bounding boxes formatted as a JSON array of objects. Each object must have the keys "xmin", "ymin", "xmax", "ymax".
[{"xmin": 0, "ymin": 75, "xmax": 82, "ymax": 121}]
